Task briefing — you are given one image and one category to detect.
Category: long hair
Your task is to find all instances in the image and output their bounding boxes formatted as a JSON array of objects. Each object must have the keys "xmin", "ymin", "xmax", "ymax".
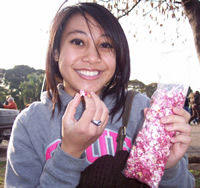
[{"xmin": 45, "ymin": 2, "xmax": 130, "ymax": 121}]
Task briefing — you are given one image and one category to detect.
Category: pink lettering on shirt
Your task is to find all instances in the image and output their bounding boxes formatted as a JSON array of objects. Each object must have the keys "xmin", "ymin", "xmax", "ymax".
[
  {"xmin": 45, "ymin": 139, "xmax": 61, "ymax": 160},
  {"xmin": 85, "ymin": 129, "xmax": 132, "ymax": 163},
  {"xmin": 45, "ymin": 129, "xmax": 132, "ymax": 162}
]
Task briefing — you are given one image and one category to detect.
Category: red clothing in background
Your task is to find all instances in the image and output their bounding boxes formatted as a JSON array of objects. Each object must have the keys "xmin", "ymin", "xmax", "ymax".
[{"xmin": 3, "ymin": 101, "xmax": 17, "ymax": 109}]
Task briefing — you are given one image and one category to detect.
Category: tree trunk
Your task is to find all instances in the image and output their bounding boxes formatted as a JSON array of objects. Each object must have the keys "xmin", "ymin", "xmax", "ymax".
[{"xmin": 182, "ymin": 0, "xmax": 200, "ymax": 63}]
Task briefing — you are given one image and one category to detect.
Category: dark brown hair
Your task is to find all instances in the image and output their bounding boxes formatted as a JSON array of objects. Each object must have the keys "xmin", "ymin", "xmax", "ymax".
[{"xmin": 45, "ymin": 2, "xmax": 130, "ymax": 121}]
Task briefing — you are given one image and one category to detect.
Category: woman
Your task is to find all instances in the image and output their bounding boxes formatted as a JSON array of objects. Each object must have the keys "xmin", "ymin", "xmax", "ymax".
[{"xmin": 5, "ymin": 2, "xmax": 194, "ymax": 187}]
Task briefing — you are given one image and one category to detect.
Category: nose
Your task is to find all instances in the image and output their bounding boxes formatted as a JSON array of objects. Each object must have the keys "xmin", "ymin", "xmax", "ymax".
[{"xmin": 82, "ymin": 44, "xmax": 101, "ymax": 64}]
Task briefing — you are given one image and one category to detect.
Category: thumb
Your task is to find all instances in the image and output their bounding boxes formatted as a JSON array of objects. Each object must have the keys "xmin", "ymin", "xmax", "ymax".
[{"xmin": 144, "ymin": 107, "xmax": 149, "ymax": 117}]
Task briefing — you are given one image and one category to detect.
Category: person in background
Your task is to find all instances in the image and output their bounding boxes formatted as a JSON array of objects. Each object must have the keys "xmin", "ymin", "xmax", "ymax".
[
  {"xmin": 189, "ymin": 91, "xmax": 200, "ymax": 125},
  {"xmin": 4, "ymin": 95, "xmax": 11, "ymax": 105},
  {"xmin": 5, "ymin": 2, "xmax": 194, "ymax": 188},
  {"xmin": 194, "ymin": 91, "xmax": 200, "ymax": 124},
  {"xmin": 3, "ymin": 97, "xmax": 17, "ymax": 110},
  {"xmin": 184, "ymin": 87, "xmax": 193, "ymax": 113},
  {"xmin": 0, "ymin": 95, "xmax": 12, "ymax": 108}
]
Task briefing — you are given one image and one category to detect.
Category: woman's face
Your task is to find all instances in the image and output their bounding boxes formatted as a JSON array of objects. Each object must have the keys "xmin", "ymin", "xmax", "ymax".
[{"xmin": 57, "ymin": 13, "xmax": 116, "ymax": 96}]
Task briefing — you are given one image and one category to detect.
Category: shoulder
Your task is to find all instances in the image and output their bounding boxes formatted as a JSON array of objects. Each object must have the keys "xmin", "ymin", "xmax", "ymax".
[
  {"xmin": 17, "ymin": 100, "xmax": 52, "ymax": 127},
  {"xmin": 129, "ymin": 92, "xmax": 150, "ymax": 125},
  {"xmin": 123, "ymin": 92, "xmax": 150, "ymax": 141},
  {"xmin": 132, "ymin": 92, "xmax": 151, "ymax": 108}
]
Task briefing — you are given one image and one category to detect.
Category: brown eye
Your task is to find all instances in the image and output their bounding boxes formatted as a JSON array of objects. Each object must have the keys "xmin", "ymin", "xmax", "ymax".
[
  {"xmin": 100, "ymin": 42, "xmax": 113, "ymax": 49},
  {"xmin": 71, "ymin": 39, "xmax": 84, "ymax": 46}
]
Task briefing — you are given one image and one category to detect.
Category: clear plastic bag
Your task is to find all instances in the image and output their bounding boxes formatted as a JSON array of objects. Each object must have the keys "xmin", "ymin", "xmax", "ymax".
[{"xmin": 123, "ymin": 83, "xmax": 188, "ymax": 188}]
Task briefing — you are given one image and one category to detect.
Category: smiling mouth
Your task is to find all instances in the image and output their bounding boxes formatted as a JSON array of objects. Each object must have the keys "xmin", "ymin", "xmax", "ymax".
[{"xmin": 77, "ymin": 70, "xmax": 100, "ymax": 77}]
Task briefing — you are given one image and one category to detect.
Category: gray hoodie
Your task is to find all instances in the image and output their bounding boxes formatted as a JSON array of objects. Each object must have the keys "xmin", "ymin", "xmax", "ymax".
[{"xmin": 5, "ymin": 84, "xmax": 195, "ymax": 188}]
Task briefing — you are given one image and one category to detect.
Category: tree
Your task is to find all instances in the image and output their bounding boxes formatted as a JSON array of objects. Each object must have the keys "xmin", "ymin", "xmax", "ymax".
[
  {"xmin": 0, "ymin": 68, "xmax": 9, "ymax": 103},
  {"xmin": 128, "ymin": 80, "xmax": 158, "ymax": 98},
  {"xmin": 3, "ymin": 65, "xmax": 45, "ymax": 109},
  {"xmin": 146, "ymin": 83, "xmax": 157, "ymax": 98},
  {"xmin": 128, "ymin": 79, "xmax": 146, "ymax": 93},
  {"xmin": 4, "ymin": 65, "xmax": 35, "ymax": 93},
  {"xmin": 85, "ymin": 0, "xmax": 183, "ymax": 19},
  {"xmin": 0, "ymin": 68, "xmax": 6, "ymax": 85},
  {"xmin": 19, "ymin": 72, "xmax": 45, "ymax": 107},
  {"xmin": 0, "ymin": 86, "xmax": 9, "ymax": 103},
  {"xmin": 4, "ymin": 65, "xmax": 36, "ymax": 108},
  {"xmin": 83, "ymin": 0, "xmax": 186, "ymax": 27}
]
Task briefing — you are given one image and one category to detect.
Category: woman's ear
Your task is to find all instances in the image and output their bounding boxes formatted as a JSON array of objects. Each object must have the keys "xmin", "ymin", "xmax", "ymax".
[{"xmin": 54, "ymin": 49, "xmax": 59, "ymax": 62}]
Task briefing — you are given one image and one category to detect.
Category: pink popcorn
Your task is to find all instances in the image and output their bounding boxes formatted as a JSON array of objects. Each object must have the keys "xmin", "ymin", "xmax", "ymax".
[
  {"xmin": 80, "ymin": 89, "xmax": 91, "ymax": 98},
  {"xmin": 123, "ymin": 84, "xmax": 188, "ymax": 188}
]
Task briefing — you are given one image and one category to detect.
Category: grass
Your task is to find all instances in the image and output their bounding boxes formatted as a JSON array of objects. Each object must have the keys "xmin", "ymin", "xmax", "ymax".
[
  {"xmin": 0, "ymin": 161, "xmax": 199, "ymax": 187},
  {"xmin": 0, "ymin": 161, "xmax": 6, "ymax": 188},
  {"xmin": 190, "ymin": 169, "xmax": 200, "ymax": 188}
]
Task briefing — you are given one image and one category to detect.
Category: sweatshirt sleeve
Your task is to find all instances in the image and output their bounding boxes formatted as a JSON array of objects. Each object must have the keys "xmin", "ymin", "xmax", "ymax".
[
  {"xmin": 5, "ymin": 116, "xmax": 87, "ymax": 188},
  {"xmin": 159, "ymin": 155, "xmax": 195, "ymax": 188},
  {"xmin": 39, "ymin": 145, "xmax": 87, "ymax": 187}
]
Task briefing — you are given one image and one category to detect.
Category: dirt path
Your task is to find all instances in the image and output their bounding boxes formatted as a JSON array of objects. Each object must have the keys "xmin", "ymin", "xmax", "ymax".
[{"xmin": 187, "ymin": 125, "xmax": 200, "ymax": 171}]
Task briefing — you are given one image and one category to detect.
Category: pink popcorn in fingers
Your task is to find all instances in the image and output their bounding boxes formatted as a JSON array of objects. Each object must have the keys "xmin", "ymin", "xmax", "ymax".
[
  {"xmin": 123, "ymin": 84, "xmax": 188, "ymax": 188},
  {"xmin": 80, "ymin": 89, "xmax": 91, "ymax": 98}
]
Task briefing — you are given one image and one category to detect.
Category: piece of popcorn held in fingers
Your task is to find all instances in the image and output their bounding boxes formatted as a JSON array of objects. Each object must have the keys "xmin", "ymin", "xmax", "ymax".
[{"xmin": 80, "ymin": 89, "xmax": 91, "ymax": 98}]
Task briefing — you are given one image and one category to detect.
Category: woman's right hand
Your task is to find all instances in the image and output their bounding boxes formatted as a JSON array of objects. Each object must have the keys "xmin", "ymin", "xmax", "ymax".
[{"xmin": 61, "ymin": 92, "xmax": 109, "ymax": 158}]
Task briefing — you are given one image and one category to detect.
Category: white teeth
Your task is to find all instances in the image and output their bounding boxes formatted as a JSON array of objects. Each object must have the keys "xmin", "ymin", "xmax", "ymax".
[{"xmin": 77, "ymin": 70, "xmax": 99, "ymax": 76}]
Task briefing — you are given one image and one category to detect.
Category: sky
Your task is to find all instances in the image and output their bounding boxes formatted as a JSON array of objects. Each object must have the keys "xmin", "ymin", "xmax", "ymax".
[{"xmin": 0, "ymin": 0, "xmax": 199, "ymax": 91}]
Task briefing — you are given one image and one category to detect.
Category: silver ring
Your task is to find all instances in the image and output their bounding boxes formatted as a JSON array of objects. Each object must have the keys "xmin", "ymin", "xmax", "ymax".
[{"xmin": 91, "ymin": 120, "xmax": 102, "ymax": 126}]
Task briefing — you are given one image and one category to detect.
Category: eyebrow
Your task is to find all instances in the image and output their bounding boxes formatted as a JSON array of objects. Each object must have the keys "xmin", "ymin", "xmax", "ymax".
[
  {"xmin": 66, "ymin": 30, "xmax": 87, "ymax": 37},
  {"xmin": 66, "ymin": 29, "xmax": 111, "ymax": 39}
]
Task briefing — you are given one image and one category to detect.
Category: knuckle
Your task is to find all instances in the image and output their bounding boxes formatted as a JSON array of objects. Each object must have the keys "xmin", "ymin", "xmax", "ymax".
[
  {"xmin": 77, "ymin": 127, "xmax": 87, "ymax": 135},
  {"xmin": 88, "ymin": 129, "xmax": 98, "ymax": 137},
  {"xmin": 103, "ymin": 107, "xmax": 109, "ymax": 117},
  {"xmin": 105, "ymin": 108, "xmax": 109, "ymax": 115}
]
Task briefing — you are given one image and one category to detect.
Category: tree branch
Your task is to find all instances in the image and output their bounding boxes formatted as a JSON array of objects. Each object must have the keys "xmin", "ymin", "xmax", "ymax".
[
  {"xmin": 117, "ymin": 0, "xmax": 142, "ymax": 20},
  {"xmin": 143, "ymin": 0, "xmax": 165, "ymax": 17}
]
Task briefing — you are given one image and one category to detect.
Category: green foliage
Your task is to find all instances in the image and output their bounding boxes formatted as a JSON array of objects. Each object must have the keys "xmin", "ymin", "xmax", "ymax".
[
  {"xmin": 190, "ymin": 169, "xmax": 200, "ymax": 188},
  {"xmin": 146, "ymin": 82, "xmax": 157, "ymax": 98},
  {"xmin": 0, "ymin": 69, "xmax": 6, "ymax": 85},
  {"xmin": 19, "ymin": 72, "xmax": 45, "ymax": 106},
  {"xmin": 4, "ymin": 65, "xmax": 35, "ymax": 92},
  {"xmin": 128, "ymin": 79, "xmax": 157, "ymax": 98},
  {"xmin": 1, "ymin": 65, "xmax": 45, "ymax": 109},
  {"xmin": 0, "ymin": 86, "xmax": 9, "ymax": 104},
  {"xmin": 0, "ymin": 69, "xmax": 9, "ymax": 103},
  {"xmin": 0, "ymin": 161, "xmax": 6, "ymax": 186}
]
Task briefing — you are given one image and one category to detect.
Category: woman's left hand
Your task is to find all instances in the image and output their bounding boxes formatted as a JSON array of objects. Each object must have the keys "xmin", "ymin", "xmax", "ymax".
[{"xmin": 160, "ymin": 107, "xmax": 192, "ymax": 169}]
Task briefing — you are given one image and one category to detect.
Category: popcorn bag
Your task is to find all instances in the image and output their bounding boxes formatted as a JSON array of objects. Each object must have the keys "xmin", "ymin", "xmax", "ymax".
[{"xmin": 123, "ymin": 83, "xmax": 188, "ymax": 188}]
